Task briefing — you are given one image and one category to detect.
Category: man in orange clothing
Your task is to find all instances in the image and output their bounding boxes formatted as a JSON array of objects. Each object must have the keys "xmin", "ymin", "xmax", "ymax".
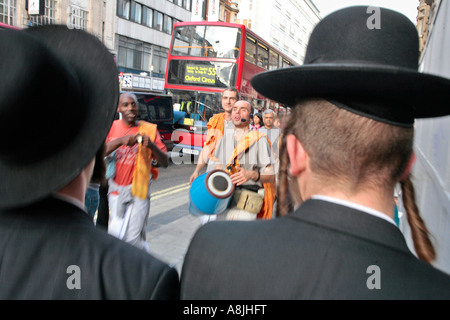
[
  {"xmin": 105, "ymin": 92, "xmax": 168, "ymax": 251},
  {"xmin": 210, "ymin": 100, "xmax": 275, "ymax": 220},
  {"xmin": 189, "ymin": 87, "xmax": 239, "ymax": 184}
]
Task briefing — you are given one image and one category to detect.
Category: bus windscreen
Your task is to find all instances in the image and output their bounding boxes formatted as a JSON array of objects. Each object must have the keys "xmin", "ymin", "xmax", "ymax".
[{"xmin": 171, "ymin": 25, "xmax": 241, "ymax": 59}]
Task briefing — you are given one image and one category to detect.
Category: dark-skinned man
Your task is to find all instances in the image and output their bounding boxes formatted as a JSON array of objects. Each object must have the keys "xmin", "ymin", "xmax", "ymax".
[{"xmin": 106, "ymin": 92, "xmax": 168, "ymax": 251}]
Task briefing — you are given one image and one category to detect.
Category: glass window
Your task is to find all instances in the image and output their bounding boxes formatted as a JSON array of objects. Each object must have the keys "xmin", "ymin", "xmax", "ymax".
[
  {"xmin": 137, "ymin": 96, "xmax": 173, "ymax": 122},
  {"xmin": 172, "ymin": 19, "xmax": 178, "ymax": 33},
  {"xmin": 142, "ymin": 44, "xmax": 151, "ymax": 72},
  {"xmin": 257, "ymin": 42, "xmax": 269, "ymax": 69},
  {"xmin": 130, "ymin": 1, "xmax": 142, "ymax": 24},
  {"xmin": 143, "ymin": 52, "xmax": 151, "ymax": 72},
  {"xmin": 245, "ymin": 36, "xmax": 256, "ymax": 64},
  {"xmin": 117, "ymin": 0, "xmax": 130, "ymax": 20},
  {"xmin": 118, "ymin": 46, "xmax": 127, "ymax": 68},
  {"xmin": 142, "ymin": 7, "xmax": 152, "ymax": 27},
  {"xmin": 204, "ymin": 26, "xmax": 241, "ymax": 58},
  {"xmin": 172, "ymin": 25, "xmax": 205, "ymax": 56},
  {"xmin": 153, "ymin": 10, "xmax": 163, "ymax": 31},
  {"xmin": 166, "ymin": 90, "xmax": 223, "ymax": 120},
  {"xmin": 132, "ymin": 50, "xmax": 142, "ymax": 69},
  {"xmin": 0, "ymin": 0, "xmax": 16, "ymax": 25},
  {"xmin": 29, "ymin": 0, "xmax": 56, "ymax": 25},
  {"xmin": 118, "ymin": 36, "xmax": 153, "ymax": 74},
  {"xmin": 125, "ymin": 47, "xmax": 134, "ymax": 69},
  {"xmin": 184, "ymin": 0, "xmax": 191, "ymax": 11},
  {"xmin": 164, "ymin": 16, "xmax": 173, "ymax": 34},
  {"xmin": 269, "ymin": 49, "xmax": 279, "ymax": 70},
  {"xmin": 172, "ymin": 25, "xmax": 241, "ymax": 59},
  {"xmin": 152, "ymin": 46, "xmax": 168, "ymax": 77},
  {"xmin": 282, "ymin": 57, "xmax": 293, "ymax": 68},
  {"xmin": 69, "ymin": 6, "xmax": 88, "ymax": 30}
]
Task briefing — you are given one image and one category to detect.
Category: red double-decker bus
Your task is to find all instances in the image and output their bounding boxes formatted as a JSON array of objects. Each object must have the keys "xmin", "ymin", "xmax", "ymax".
[
  {"xmin": 0, "ymin": 22, "xmax": 21, "ymax": 30},
  {"xmin": 165, "ymin": 21, "xmax": 297, "ymax": 159}
]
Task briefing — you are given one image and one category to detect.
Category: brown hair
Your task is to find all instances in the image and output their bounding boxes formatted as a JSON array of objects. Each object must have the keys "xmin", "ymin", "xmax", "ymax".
[
  {"xmin": 223, "ymin": 87, "xmax": 240, "ymax": 100},
  {"xmin": 400, "ymin": 176, "xmax": 436, "ymax": 262},
  {"xmin": 277, "ymin": 99, "xmax": 435, "ymax": 263}
]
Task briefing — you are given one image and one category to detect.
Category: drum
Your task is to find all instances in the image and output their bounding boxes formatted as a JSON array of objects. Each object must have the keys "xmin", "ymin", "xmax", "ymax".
[{"xmin": 189, "ymin": 169, "xmax": 235, "ymax": 215}]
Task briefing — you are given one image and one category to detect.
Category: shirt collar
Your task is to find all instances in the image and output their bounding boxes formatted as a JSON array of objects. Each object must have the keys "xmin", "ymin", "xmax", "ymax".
[
  {"xmin": 311, "ymin": 195, "xmax": 397, "ymax": 227},
  {"xmin": 53, "ymin": 193, "xmax": 88, "ymax": 215}
]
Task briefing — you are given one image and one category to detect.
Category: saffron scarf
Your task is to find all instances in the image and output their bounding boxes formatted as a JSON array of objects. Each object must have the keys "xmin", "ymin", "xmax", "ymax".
[
  {"xmin": 131, "ymin": 121, "xmax": 158, "ymax": 199},
  {"xmin": 226, "ymin": 130, "xmax": 276, "ymax": 220},
  {"xmin": 205, "ymin": 112, "xmax": 226, "ymax": 158}
]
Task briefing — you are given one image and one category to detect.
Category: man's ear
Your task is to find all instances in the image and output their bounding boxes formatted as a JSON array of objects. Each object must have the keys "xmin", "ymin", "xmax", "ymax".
[{"xmin": 286, "ymin": 134, "xmax": 308, "ymax": 176}]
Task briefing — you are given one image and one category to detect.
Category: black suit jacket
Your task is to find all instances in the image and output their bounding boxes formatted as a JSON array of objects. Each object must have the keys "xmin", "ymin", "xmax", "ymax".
[
  {"xmin": 181, "ymin": 199, "xmax": 450, "ymax": 299},
  {"xmin": 0, "ymin": 197, "xmax": 179, "ymax": 299}
]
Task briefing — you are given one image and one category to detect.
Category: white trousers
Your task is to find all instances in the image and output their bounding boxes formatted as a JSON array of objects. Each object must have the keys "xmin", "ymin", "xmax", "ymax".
[{"xmin": 108, "ymin": 183, "xmax": 151, "ymax": 252}]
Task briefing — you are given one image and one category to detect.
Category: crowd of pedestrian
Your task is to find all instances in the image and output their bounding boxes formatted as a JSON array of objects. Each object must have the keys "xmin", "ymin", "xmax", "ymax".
[{"xmin": 1, "ymin": 6, "xmax": 450, "ymax": 300}]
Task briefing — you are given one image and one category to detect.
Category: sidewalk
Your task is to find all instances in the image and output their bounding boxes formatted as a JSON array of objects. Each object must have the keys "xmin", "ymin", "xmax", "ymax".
[{"xmin": 146, "ymin": 200, "xmax": 202, "ymax": 273}]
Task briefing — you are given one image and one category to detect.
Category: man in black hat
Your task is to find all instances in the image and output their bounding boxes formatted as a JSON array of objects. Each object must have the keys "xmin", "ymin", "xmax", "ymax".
[
  {"xmin": 180, "ymin": 7, "xmax": 450, "ymax": 299},
  {"xmin": 0, "ymin": 26, "xmax": 179, "ymax": 299}
]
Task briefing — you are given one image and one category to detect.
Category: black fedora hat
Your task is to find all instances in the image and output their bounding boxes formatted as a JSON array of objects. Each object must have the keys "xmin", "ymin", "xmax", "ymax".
[
  {"xmin": 251, "ymin": 6, "xmax": 450, "ymax": 127},
  {"xmin": 0, "ymin": 25, "xmax": 118, "ymax": 209}
]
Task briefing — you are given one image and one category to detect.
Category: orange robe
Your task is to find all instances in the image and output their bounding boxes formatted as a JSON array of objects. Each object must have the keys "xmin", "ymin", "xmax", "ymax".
[
  {"xmin": 131, "ymin": 121, "xmax": 159, "ymax": 199},
  {"xmin": 205, "ymin": 112, "xmax": 226, "ymax": 158}
]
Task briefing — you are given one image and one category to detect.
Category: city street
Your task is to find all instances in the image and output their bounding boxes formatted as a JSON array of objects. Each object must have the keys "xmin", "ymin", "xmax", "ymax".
[
  {"xmin": 145, "ymin": 160, "xmax": 204, "ymax": 273},
  {"xmin": 3, "ymin": 0, "xmax": 449, "ymax": 301}
]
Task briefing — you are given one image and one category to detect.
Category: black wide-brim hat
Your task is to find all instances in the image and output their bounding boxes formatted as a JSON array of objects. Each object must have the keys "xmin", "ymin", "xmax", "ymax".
[
  {"xmin": 0, "ymin": 25, "xmax": 118, "ymax": 209},
  {"xmin": 251, "ymin": 6, "xmax": 450, "ymax": 127}
]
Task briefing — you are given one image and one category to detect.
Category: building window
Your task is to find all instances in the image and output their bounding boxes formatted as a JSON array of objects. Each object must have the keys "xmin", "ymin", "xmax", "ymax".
[
  {"xmin": 117, "ymin": 0, "xmax": 130, "ymax": 20},
  {"xmin": 172, "ymin": 0, "xmax": 191, "ymax": 10},
  {"xmin": 142, "ymin": 44, "xmax": 152, "ymax": 72},
  {"xmin": 30, "ymin": 0, "xmax": 56, "ymax": 25},
  {"xmin": 184, "ymin": 0, "xmax": 191, "ymax": 11},
  {"xmin": 164, "ymin": 15, "xmax": 173, "ymax": 34},
  {"xmin": 68, "ymin": 6, "xmax": 88, "ymax": 30},
  {"xmin": 117, "ymin": 1, "xmax": 181, "ymax": 34},
  {"xmin": 130, "ymin": 1, "xmax": 142, "ymax": 24},
  {"xmin": 152, "ymin": 45, "xmax": 168, "ymax": 78},
  {"xmin": 153, "ymin": 10, "xmax": 163, "ymax": 32},
  {"xmin": 0, "ymin": 0, "xmax": 16, "ymax": 25},
  {"xmin": 142, "ymin": 6, "xmax": 152, "ymax": 27},
  {"xmin": 118, "ymin": 36, "xmax": 151, "ymax": 74}
]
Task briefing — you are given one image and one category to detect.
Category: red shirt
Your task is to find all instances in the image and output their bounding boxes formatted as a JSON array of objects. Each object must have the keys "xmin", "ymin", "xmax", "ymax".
[{"xmin": 106, "ymin": 120, "xmax": 166, "ymax": 186}]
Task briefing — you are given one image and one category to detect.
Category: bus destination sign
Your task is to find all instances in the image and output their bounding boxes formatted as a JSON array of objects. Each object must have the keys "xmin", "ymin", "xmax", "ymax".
[{"xmin": 184, "ymin": 64, "xmax": 217, "ymax": 85}]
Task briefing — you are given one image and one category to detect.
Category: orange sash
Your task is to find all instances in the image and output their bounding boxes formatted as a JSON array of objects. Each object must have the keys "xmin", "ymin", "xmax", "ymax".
[
  {"xmin": 131, "ymin": 121, "xmax": 158, "ymax": 199},
  {"xmin": 226, "ymin": 131, "xmax": 275, "ymax": 220},
  {"xmin": 205, "ymin": 113, "xmax": 226, "ymax": 157}
]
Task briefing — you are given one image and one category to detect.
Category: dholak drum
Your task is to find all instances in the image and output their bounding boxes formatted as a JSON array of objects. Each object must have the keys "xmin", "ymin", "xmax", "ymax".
[{"xmin": 189, "ymin": 169, "xmax": 235, "ymax": 215}]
